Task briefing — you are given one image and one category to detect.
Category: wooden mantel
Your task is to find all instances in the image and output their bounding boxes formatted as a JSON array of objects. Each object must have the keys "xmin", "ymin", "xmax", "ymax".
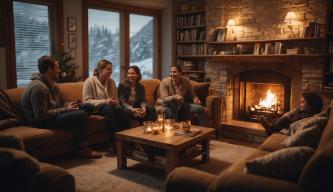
[{"xmin": 177, "ymin": 54, "xmax": 327, "ymax": 64}]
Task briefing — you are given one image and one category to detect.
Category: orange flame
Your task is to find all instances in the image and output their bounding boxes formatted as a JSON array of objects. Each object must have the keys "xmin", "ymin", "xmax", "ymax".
[{"xmin": 259, "ymin": 90, "xmax": 277, "ymax": 108}]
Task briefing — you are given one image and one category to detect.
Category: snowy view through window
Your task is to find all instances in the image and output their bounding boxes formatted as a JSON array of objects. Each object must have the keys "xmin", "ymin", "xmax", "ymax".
[
  {"xmin": 13, "ymin": 1, "xmax": 50, "ymax": 87},
  {"xmin": 130, "ymin": 14, "xmax": 153, "ymax": 80}
]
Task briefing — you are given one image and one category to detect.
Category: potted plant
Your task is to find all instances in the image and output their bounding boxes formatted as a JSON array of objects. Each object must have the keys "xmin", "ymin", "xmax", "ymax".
[{"xmin": 52, "ymin": 50, "xmax": 80, "ymax": 83}]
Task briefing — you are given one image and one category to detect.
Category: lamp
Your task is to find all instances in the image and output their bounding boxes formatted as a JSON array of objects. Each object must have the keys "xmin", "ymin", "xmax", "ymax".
[
  {"xmin": 226, "ymin": 19, "xmax": 237, "ymax": 41},
  {"xmin": 284, "ymin": 12, "xmax": 298, "ymax": 38}
]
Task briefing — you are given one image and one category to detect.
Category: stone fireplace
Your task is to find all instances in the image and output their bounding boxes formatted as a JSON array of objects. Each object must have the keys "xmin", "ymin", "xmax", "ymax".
[{"xmin": 234, "ymin": 69, "xmax": 291, "ymax": 122}]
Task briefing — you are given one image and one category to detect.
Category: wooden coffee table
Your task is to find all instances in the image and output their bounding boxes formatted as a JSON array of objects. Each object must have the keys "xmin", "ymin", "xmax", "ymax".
[{"xmin": 114, "ymin": 126, "xmax": 215, "ymax": 175}]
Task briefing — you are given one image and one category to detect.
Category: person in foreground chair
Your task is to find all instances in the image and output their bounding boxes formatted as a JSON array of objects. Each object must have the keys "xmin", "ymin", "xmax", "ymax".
[
  {"xmin": 21, "ymin": 56, "xmax": 102, "ymax": 159},
  {"xmin": 156, "ymin": 64, "xmax": 205, "ymax": 125},
  {"xmin": 259, "ymin": 92, "xmax": 323, "ymax": 136},
  {"xmin": 118, "ymin": 66, "xmax": 157, "ymax": 127}
]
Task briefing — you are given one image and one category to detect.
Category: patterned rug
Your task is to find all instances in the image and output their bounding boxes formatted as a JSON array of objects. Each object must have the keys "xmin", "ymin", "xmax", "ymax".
[{"xmin": 53, "ymin": 140, "xmax": 257, "ymax": 192}]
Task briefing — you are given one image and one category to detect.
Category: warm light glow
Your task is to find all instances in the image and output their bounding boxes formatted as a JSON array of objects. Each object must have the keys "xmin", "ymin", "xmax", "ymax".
[
  {"xmin": 226, "ymin": 19, "xmax": 236, "ymax": 27},
  {"xmin": 284, "ymin": 12, "xmax": 297, "ymax": 23},
  {"xmin": 259, "ymin": 90, "xmax": 277, "ymax": 108}
]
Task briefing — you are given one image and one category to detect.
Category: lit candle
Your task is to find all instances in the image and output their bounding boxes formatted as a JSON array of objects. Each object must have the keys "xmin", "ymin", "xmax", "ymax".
[{"xmin": 146, "ymin": 127, "xmax": 152, "ymax": 134}]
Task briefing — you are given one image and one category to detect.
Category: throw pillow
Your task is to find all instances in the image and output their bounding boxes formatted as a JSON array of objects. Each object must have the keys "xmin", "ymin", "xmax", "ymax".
[
  {"xmin": 245, "ymin": 146, "xmax": 315, "ymax": 182},
  {"xmin": 281, "ymin": 125, "xmax": 322, "ymax": 148},
  {"xmin": 191, "ymin": 81, "xmax": 210, "ymax": 106},
  {"xmin": 289, "ymin": 115, "xmax": 328, "ymax": 135}
]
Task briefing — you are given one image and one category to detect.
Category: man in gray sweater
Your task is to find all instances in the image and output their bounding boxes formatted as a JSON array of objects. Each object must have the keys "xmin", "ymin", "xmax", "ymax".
[{"xmin": 21, "ymin": 56, "xmax": 101, "ymax": 159}]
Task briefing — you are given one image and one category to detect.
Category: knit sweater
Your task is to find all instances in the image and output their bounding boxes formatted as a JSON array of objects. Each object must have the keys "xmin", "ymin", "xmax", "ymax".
[{"xmin": 82, "ymin": 76, "xmax": 118, "ymax": 110}]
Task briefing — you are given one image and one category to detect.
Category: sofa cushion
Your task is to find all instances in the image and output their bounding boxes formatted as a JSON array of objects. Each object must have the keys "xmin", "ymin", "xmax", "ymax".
[
  {"xmin": 281, "ymin": 125, "xmax": 322, "ymax": 149},
  {"xmin": 0, "ymin": 126, "xmax": 74, "ymax": 151},
  {"xmin": 58, "ymin": 82, "xmax": 84, "ymax": 102},
  {"xmin": 140, "ymin": 79, "xmax": 161, "ymax": 106},
  {"xmin": 245, "ymin": 146, "xmax": 315, "ymax": 182},
  {"xmin": 289, "ymin": 114, "xmax": 328, "ymax": 135},
  {"xmin": 258, "ymin": 133, "xmax": 287, "ymax": 152}
]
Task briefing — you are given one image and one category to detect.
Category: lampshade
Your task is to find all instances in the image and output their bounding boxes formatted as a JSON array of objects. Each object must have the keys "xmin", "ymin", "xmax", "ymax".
[
  {"xmin": 284, "ymin": 12, "xmax": 297, "ymax": 23},
  {"xmin": 226, "ymin": 19, "xmax": 236, "ymax": 27}
]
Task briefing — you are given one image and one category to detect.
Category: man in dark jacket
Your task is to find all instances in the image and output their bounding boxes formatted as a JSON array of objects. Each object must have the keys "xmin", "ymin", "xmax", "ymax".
[{"xmin": 21, "ymin": 56, "xmax": 101, "ymax": 159}]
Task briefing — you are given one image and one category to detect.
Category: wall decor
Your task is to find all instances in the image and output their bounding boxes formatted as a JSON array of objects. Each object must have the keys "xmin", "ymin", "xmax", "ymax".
[
  {"xmin": 67, "ymin": 17, "xmax": 76, "ymax": 32},
  {"xmin": 216, "ymin": 27, "xmax": 227, "ymax": 42},
  {"xmin": 68, "ymin": 34, "xmax": 77, "ymax": 49}
]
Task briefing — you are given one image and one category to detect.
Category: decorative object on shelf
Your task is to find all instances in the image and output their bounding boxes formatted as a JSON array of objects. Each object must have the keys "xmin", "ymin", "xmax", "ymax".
[
  {"xmin": 264, "ymin": 43, "xmax": 272, "ymax": 55},
  {"xmin": 67, "ymin": 17, "xmax": 76, "ymax": 32},
  {"xmin": 284, "ymin": 11, "xmax": 298, "ymax": 38},
  {"xmin": 216, "ymin": 27, "xmax": 227, "ymax": 42},
  {"xmin": 274, "ymin": 42, "xmax": 282, "ymax": 54},
  {"xmin": 52, "ymin": 50, "xmax": 80, "ymax": 83},
  {"xmin": 226, "ymin": 19, "xmax": 236, "ymax": 41},
  {"xmin": 68, "ymin": 34, "xmax": 77, "ymax": 49},
  {"xmin": 254, "ymin": 43, "xmax": 260, "ymax": 55}
]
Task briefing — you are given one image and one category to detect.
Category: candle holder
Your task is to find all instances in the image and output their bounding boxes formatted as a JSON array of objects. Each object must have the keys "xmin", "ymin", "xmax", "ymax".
[
  {"xmin": 165, "ymin": 119, "xmax": 175, "ymax": 131},
  {"xmin": 143, "ymin": 121, "xmax": 153, "ymax": 134},
  {"xmin": 152, "ymin": 123, "xmax": 160, "ymax": 135},
  {"xmin": 181, "ymin": 120, "xmax": 191, "ymax": 133},
  {"xmin": 157, "ymin": 113, "xmax": 165, "ymax": 132}
]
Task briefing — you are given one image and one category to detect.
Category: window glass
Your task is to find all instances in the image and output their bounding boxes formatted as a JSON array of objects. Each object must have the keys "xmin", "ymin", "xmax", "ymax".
[
  {"xmin": 88, "ymin": 9, "xmax": 120, "ymax": 84},
  {"xmin": 130, "ymin": 14, "xmax": 153, "ymax": 79},
  {"xmin": 13, "ymin": 1, "xmax": 50, "ymax": 86}
]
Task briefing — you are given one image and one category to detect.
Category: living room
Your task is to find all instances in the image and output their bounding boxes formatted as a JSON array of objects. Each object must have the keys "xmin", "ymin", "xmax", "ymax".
[{"xmin": 1, "ymin": 0, "xmax": 333, "ymax": 192}]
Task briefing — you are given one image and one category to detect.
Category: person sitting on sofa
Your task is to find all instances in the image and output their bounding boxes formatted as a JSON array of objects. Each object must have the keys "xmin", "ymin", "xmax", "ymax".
[
  {"xmin": 21, "ymin": 56, "xmax": 102, "ymax": 159},
  {"xmin": 118, "ymin": 66, "xmax": 157, "ymax": 128},
  {"xmin": 259, "ymin": 92, "xmax": 323, "ymax": 136},
  {"xmin": 83, "ymin": 59, "xmax": 125, "ymax": 153},
  {"xmin": 156, "ymin": 64, "xmax": 205, "ymax": 125}
]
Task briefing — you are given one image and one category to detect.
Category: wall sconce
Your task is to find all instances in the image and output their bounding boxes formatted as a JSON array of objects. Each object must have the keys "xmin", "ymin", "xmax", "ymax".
[
  {"xmin": 284, "ymin": 12, "xmax": 298, "ymax": 38},
  {"xmin": 226, "ymin": 19, "xmax": 237, "ymax": 41}
]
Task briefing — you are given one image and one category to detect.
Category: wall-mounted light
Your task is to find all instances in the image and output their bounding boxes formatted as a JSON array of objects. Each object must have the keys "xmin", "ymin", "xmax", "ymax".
[
  {"xmin": 226, "ymin": 19, "xmax": 237, "ymax": 41},
  {"xmin": 284, "ymin": 12, "xmax": 298, "ymax": 38}
]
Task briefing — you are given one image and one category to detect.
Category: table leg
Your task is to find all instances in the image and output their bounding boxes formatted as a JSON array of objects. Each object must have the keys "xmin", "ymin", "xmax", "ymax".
[
  {"xmin": 117, "ymin": 139, "xmax": 127, "ymax": 169},
  {"xmin": 166, "ymin": 149, "xmax": 178, "ymax": 175},
  {"xmin": 201, "ymin": 138, "xmax": 210, "ymax": 163}
]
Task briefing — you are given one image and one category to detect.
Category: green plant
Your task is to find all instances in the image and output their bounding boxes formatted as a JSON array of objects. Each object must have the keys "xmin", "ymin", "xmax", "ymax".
[{"xmin": 52, "ymin": 50, "xmax": 80, "ymax": 83}]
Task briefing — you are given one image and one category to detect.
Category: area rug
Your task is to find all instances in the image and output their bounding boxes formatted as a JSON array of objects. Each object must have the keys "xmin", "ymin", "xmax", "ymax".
[{"xmin": 53, "ymin": 140, "xmax": 257, "ymax": 192}]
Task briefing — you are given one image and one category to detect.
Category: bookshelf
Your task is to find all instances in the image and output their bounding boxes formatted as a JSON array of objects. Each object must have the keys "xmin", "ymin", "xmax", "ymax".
[
  {"xmin": 175, "ymin": 0, "xmax": 206, "ymax": 82},
  {"xmin": 324, "ymin": 0, "xmax": 333, "ymax": 90}
]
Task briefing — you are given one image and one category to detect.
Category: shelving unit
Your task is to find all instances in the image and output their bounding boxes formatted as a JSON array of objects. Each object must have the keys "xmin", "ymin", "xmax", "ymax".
[
  {"xmin": 324, "ymin": 0, "xmax": 333, "ymax": 90},
  {"xmin": 175, "ymin": 0, "xmax": 206, "ymax": 82}
]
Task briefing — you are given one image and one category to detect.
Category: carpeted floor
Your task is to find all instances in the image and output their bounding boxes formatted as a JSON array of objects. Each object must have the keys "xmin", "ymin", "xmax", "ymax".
[{"xmin": 53, "ymin": 140, "xmax": 257, "ymax": 192}]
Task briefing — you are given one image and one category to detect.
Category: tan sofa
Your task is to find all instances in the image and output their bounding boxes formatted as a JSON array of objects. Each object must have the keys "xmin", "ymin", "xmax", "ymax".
[
  {"xmin": 166, "ymin": 100, "xmax": 333, "ymax": 192},
  {"xmin": 0, "ymin": 79, "xmax": 221, "ymax": 160}
]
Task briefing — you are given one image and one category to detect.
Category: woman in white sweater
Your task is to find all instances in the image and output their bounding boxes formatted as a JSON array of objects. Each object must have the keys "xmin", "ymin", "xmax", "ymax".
[{"xmin": 83, "ymin": 59, "xmax": 128, "ymax": 153}]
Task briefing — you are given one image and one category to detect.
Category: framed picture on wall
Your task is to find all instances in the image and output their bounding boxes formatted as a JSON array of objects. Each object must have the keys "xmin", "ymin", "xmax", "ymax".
[
  {"xmin": 68, "ymin": 34, "xmax": 77, "ymax": 49},
  {"xmin": 67, "ymin": 17, "xmax": 76, "ymax": 32},
  {"xmin": 216, "ymin": 27, "xmax": 227, "ymax": 42}
]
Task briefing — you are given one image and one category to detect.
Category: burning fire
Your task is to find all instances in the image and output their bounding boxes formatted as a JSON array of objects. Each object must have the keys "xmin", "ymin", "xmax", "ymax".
[{"xmin": 259, "ymin": 90, "xmax": 277, "ymax": 109}]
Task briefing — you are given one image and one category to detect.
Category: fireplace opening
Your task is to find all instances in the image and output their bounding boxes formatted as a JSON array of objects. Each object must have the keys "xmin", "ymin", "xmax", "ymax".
[{"xmin": 233, "ymin": 69, "xmax": 291, "ymax": 122}]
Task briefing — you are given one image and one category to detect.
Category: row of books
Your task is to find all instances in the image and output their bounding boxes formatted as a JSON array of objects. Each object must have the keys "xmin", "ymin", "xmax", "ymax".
[
  {"xmin": 176, "ymin": 14, "xmax": 205, "ymax": 27},
  {"xmin": 177, "ymin": 44, "xmax": 206, "ymax": 55},
  {"xmin": 176, "ymin": 29, "xmax": 206, "ymax": 41},
  {"xmin": 299, "ymin": 22, "xmax": 321, "ymax": 38}
]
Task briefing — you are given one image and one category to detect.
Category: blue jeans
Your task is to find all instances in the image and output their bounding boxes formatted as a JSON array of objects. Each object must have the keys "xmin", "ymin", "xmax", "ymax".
[
  {"xmin": 190, "ymin": 104, "xmax": 206, "ymax": 126},
  {"xmin": 162, "ymin": 101, "xmax": 191, "ymax": 122},
  {"xmin": 121, "ymin": 105, "xmax": 157, "ymax": 128},
  {"xmin": 33, "ymin": 110, "xmax": 89, "ymax": 147}
]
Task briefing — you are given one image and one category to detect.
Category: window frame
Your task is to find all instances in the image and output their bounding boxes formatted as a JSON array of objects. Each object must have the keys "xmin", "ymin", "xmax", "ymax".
[
  {"xmin": 82, "ymin": 0, "xmax": 161, "ymax": 81},
  {"xmin": 4, "ymin": 0, "xmax": 63, "ymax": 88}
]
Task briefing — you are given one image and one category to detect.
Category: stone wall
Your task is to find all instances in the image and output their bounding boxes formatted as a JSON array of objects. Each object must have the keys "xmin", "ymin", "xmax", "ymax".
[{"xmin": 204, "ymin": 0, "xmax": 329, "ymax": 122}]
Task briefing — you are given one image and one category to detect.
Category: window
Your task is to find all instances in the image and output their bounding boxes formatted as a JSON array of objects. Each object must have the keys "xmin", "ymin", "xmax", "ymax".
[
  {"xmin": 88, "ymin": 9, "xmax": 120, "ymax": 84},
  {"xmin": 130, "ymin": 14, "xmax": 153, "ymax": 79},
  {"xmin": 13, "ymin": 1, "xmax": 51, "ymax": 87}
]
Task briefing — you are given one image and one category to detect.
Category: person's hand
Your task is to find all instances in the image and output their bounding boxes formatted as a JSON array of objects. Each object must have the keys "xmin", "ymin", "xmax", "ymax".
[
  {"xmin": 105, "ymin": 98, "xmax": 119, "ymax": 106},
  {"xmin": 67, "ymin": 100, "xmax": 80, "ymax": 110},
  {"xmin": 140, "ymin": 106, "xmax": 147, "ymax": 115},
  {"xmin": 193, "ymin": 97, "xmax": 202, "ymax": 105},
  {"xmin": 175, "ymin": 95, "xmax": 184, "ymax": 104},
  {"xmin": 132, "ymin": 108, "xmax": 144, "ymax": 118}
]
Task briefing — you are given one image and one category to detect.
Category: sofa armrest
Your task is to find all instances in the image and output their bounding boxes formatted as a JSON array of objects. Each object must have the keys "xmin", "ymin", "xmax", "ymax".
[
  {"xmin": 206, "ymin": 95, "xmax": 222, "ymax": 128},
  {"xmin": 209, "ymin": 171, "xmax": 303, "ymax": 192},
  {"xmin": 30, "ymin": 162, "xmax": 75, "ymax": 192},
  {"xmin": 166, "ymin": 167, "xmax": 216, "ymax": 192}
]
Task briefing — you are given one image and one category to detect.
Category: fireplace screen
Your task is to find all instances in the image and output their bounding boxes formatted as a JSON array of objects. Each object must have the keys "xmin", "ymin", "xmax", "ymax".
[{"xmin": 241, "ymin": 82, "xmax": 284, "ymax": 122}]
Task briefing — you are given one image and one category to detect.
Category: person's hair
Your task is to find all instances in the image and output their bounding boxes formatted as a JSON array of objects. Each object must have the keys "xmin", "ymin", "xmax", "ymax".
[
  {"xmin": 93, "ymin": 59, "xmax": 112, "ymax": 76},
  {"xmin": 38, "ymin": 56, "xmax": 55, "ymax": 74},
  {"xmin": 127, "ymin": 65, "xmax": 142, "ymax": 82},
  {"xmin": 170, "ymin": 64, "xmax": 182, "ymax": 73},
  {"xmin": 302, "ymin": 92, "xmax": 323, "ymax": 113}
]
